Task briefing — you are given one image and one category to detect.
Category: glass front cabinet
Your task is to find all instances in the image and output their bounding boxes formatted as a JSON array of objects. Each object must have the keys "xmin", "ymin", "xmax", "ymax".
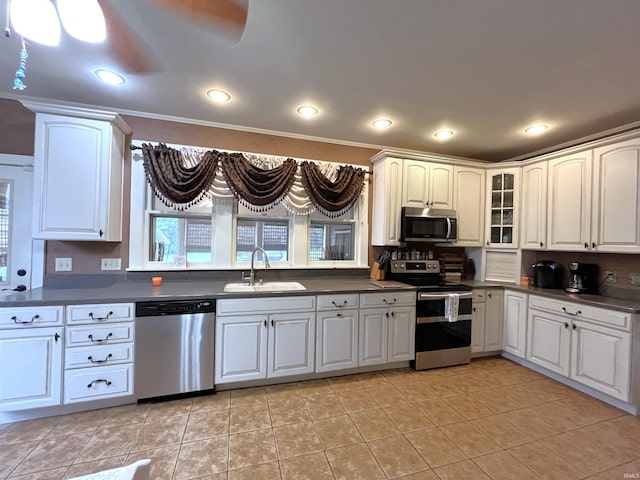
[{"xmin": 485, "ymin": 168, "xmax": 520, "ymax": 248}]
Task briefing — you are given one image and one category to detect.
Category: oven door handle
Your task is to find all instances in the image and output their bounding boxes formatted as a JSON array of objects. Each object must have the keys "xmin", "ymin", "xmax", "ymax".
[
  {"xmin": 417, "ymin": 314, "xmax": 472, "ymax": 324},
  {"xmin": 417, "ymin": 292, "xmax": 473, "ymax": 301}
]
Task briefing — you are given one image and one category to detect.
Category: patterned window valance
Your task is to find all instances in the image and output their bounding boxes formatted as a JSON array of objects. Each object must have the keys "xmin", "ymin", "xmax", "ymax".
[{"xmin": 138, "ymin": 143, "xmax": 368, "ymax": 216}]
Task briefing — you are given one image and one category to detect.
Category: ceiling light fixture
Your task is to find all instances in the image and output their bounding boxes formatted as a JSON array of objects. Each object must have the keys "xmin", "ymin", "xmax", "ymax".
[
  {"xmin": 95, "ymin": 69, "xmax": 126, "ymax": 86},
  {"xmin": 9, "ymin": 0, "xmax": 61, "ymax": 46},
  {"xmin": 434, "ymin": 130, "xmax": 454, "ymax": 139},
  {"xmin": 372, "ymin": 119, "xmax": 392, "ymax": 129},
  {"xmin": 57, "ymin": 0, "xmax": 106, "ymax": 43},
  {"xmin": 207, "ymin": 89, "xmax": 231, "ymax": 103},
  {"xmin": 524, "ymin": 124, "xmax": 549, "ymax": 135},
  {"xmin": 296, "ymin": 105, "xmax": 319, "ymax": 118}
]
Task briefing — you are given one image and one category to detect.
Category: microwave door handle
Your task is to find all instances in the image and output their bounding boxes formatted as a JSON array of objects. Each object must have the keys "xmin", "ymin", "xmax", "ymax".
[{"xmin": 446, "ymin": 217, "xmax": 452, "ymax": 239}]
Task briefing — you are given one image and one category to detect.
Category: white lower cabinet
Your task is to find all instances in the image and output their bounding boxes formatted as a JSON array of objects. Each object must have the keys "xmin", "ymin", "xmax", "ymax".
[
  {"xmin": 64, "ymin": 303, "xmax": 135, "ymax": 404},
  {"xmin": 215, "ymin": 297, "xmax": 316, "ymax": 384},
  {"xmin": 503, "ymin": 290, "xmax": 527, "ymax": 358},
  {"xmin": 317, "ymin": 310, "xmax": 359, "ymax": 372},
  {"xmin": 0, "ymin": 327, "xmax": 63, "ymax": 410},
  {"xmin": 472, "ymin": 289, "xmax": 504, "ymax": 354},
  {"xmin": 526, "ymin": 294, "xmax": 632, "ymax": 401},
  {"xmin": 358, "ymin": 308, "xmax": 387, "ymax": 366}
]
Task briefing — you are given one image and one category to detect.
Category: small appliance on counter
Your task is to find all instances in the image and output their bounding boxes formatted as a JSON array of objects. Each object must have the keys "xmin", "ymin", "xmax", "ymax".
[
  {"xmin": 566, "ymin": 262, "xmax": 599, "ymax": 294},
  {"xmin": 530, "ymin": 260, "xmax": 564, "ymax": 289}
]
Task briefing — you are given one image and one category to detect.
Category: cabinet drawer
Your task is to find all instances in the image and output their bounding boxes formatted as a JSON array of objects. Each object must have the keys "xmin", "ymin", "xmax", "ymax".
[
  {"xmin": 63, "ymin": 363, "xmax": 133, "ymax": 404},
  {"xmin": 65, "ymin": 342, "xmax": 134, "ymax": 369},
  {"xmin": 217, "ymin": 296, "xmax": 316, "ymax": 316},
  {"xmin": 66, "ymin": 303, "xmax": 134, "ymax": 325},
  {"xmin": 317, "ymin": 294, "xmax": 359, "ymax": 310},
  {"xmin": 66, "ymin": 323, "xmax": 134, "ymax": 346},
  {"xmin": 359, "ymin": 291, "xmax": 415, "ymax": 308},
  {"xmin": 0, "ymin": 306, "xmax": 63, "ymax": 328},
  {"xmin": 472, "ymin": 290, "xmax": 486, "ymax": 303},
  {"xmin": 529, "ymin": 295, "xmax": 631, "ymax": 331}
]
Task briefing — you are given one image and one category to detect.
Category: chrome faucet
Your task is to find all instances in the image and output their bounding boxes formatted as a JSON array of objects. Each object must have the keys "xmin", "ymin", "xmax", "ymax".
[{"xmin": 243, "ymin": 247, "xmax": 271, "ymax": 286}]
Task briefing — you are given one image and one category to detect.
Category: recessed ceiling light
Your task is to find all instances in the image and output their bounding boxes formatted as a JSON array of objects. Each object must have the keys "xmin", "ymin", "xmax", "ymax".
[
  {"xmin": 434, "ymin": 130, "xmax": 454, "ymax": 139},
  {"xmin": 372, "ymin": 119, "xmax": 392, "ymax": 129},
  {"xmin": 207, "ymin": 89, "xmax": 231, "ymax": 103},
  {"xmin": 94, "ymin": 69, "xmax": 125, "ymax": 86},
  {"xmin": 10, "ymin": 0, "xmax": 61, "ymax": 46},
  {"xmin": 296, "ymin": 105, "xmax": 319, "ymax": 118},
  {"xmin": 525, "ymin": 124, "xmax": 549, "ymax": 135},
  {"xmin": 57, "ymin": 0, "xmax": 106, "ymax": 43}
]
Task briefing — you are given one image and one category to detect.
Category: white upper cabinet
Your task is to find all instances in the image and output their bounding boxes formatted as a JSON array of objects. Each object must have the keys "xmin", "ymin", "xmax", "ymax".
[
  {"xmin": 453, "ymin": 166, "xmax": 485, "ymax": 246},
  {"xmin": 485, "ymin": 168, "xmax": 520, "ymax": 248},
  {"xmin": 402, "ymin": 160, "xmax": 454, "ymax": 209},
  {"xmin": 371, "ymin": 156, "xmax": 403, "ymax": 246},
  {"xmin": 591, "ymin": 138, "xmax": 640, "ymax": 253},
  {"xmin": 25, "ymin": 104, "xmax": 131, "ymax": 241},
  {"xmin": 520, "ymin": 162, "xmax": 547, "ymax": 250},
  {"xmin": 547, "ymin": 151, "xmax": 593, "ymax": 251}
]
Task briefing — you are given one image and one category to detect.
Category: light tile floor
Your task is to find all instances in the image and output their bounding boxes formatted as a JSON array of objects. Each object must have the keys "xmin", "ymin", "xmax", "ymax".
[{"xmin": 1, "ymin": 357, "xmax": 640, "ymax": 479}]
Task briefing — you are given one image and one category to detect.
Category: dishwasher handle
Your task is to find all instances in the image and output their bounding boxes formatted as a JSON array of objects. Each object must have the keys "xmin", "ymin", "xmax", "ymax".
[{"xmin": 136, "ymin": 299, "xmax": 216, "ymax": 317}]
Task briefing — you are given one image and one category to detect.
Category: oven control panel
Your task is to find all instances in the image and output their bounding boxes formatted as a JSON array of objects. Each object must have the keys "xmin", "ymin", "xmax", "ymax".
[{"xmin": 389, "ymin": 260, "xmax": 440, "ymax": 274}]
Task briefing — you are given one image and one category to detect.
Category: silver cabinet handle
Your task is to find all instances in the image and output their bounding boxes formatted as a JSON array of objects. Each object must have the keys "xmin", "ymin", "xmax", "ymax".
[
  {"xmin": 88, "ymin": 333, "xmax": 113, "ymax": 343},
  {"xmin": 562, "ymin": 307, "xmax": 581, "ymax": 316},
  {"xmin": 383, "ymin": 298, "xmax": 397, "ymax": 305},
  {"xmin": 11, "ymin": 314, "xmax": 39, "ymax": 324},
  {"xmin": 88, "ymin": 354, "xmax": 113, "ymax": 364},
  {"xmin": 87, "ymin": 379, "xmax": 112, "ymax": 388},
  {"xmin": 332, "ymin": 300, "xmax": 348, "ymax": 308},
  {"xmin": 89, "ymin": 311, "xmax": 113, "ymax": 321}
]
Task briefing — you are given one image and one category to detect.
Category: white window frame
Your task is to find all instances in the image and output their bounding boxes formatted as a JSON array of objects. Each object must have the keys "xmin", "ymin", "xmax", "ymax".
[{"xmin": 128, "ymin": 143, "xmax": 369, "ymax": 271}]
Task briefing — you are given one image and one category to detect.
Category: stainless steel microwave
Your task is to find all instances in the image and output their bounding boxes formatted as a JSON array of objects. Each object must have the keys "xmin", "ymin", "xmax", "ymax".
[{"xmin": 400, "ymin": 207, "xmax": 457, "ymax": 242}]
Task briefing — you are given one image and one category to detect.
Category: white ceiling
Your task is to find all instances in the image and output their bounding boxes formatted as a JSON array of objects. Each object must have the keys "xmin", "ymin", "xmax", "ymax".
[{"xmin": 2, "ymin": 0, "xmax": 640, "ymax": 161}]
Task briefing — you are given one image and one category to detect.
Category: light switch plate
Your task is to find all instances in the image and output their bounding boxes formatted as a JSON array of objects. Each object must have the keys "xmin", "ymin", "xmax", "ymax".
[
  {"xmin": 55, "ymin": 258, "xmax": 72, "ymax": 272},
  {"xmin": 101, "ymin": 258, "xmax": 122, "ymax": 271}
]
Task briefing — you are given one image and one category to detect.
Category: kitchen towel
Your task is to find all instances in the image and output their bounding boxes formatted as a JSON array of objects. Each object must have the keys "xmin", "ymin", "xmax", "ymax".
[{"xmin": 445, "ymin": 293, "xmax": 459, "ymax": 322}]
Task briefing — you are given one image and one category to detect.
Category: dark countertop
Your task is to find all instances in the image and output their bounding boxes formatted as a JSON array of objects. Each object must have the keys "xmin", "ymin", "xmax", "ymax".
[{"xmin": 0, "ymin": 278, "xmax": 416, "ymax": 307}]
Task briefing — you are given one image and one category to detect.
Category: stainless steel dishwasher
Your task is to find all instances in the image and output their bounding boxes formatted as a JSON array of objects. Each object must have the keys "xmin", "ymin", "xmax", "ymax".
[{"xmin": 135, "ymin": 299, "xmax": 215, "ymax": 400}]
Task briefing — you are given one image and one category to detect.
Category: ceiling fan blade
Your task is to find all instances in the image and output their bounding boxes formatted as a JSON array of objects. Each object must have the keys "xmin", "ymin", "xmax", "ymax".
[
  {"xmin": 148, "ymin": 0, "xmax": 248, "ymax": 40},
  {"xmin": 98, "ymin": 0, "xmax": 161, "ymax": 74}
]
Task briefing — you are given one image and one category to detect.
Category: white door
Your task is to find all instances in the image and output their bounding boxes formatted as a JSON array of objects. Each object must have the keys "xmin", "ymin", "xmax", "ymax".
[
  {"xmin": 526, "ymin": 310, "xmax": 570, "ymax": 376},
  {"xmin": 358, "ymin": 308, "xmax": 387, "ymax": 366},
  {"xmin": 454, "ymin": 166, "xmax": 485, "ymax": 247},
  {"xmin": 268, "ymin": 312, "xmax": 315, "ymax": 378},
  {"xmin": 402, "ymin": 160, "xmax": 430, "ymax": 207},
  {"xmin": 214, "ymin": 315, "xmax": 267, "ymax": 384},
  {"xmin": 470, "ymin": 301, "xmax": 486, "ymax": 353},
  {"xmin": 316, "ymin": 311, "xmax": 358, "ymax": 372},
  {"xmin": 0, "ymin": 155, "xmax": 37, "ymax": 294},
  {"xmin": 570, "ymin": 320, "xmax": 631, "ymax": 401},
  {"xmin": 503, "ymin": 291, "xmax": 527, "ymax": 359},
  {"xmin": 520, "ymin": 162, "xmax": 548, "ymax": 250},
  {"xmin": 387, "ymin": 306, "xmax": 415, "ymax": 361},
  {"xmin": 0, "ymin": 327, "xmax": 63, "ymax": 410},
  {"xmin": 483, "ymin": 290, "xmax": 504, "ymax": 351},
  {"xmin": 428, "ymin": 163, "xmax": 454, "ymax": 209}
]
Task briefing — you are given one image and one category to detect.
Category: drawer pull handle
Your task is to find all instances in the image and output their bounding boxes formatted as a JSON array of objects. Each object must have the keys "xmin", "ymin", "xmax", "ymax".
[
  {"xmin": 336, "ymin": 313, "xmax": 343, "ymax": 317},
  {"xmin": 89, "ymin": 311, "xmax": 114, "ymax": 321},
  {"xmin": 11, "ymin": 314, "xmax": 39, "ymax": 324},
  {"xmin": 383, "ymin": 298, "xmax": 397, "ymax": 305},
  {"xmin": 561, "ymin": 307, "xmax": 582, "ymax": 316},
  {"xmin": 332, "ymin": 300, "xmax": 348, "ymax": 308},
  {"xmin": 88, "ymin": 353, "xmax": 113, "ymax": 364},
  {"xmin": 87, "ymin": 379, "xmax": 112, "ymax": 388},
  {"xmin": 88, "ymin": 333, "xmax": 113, "ymax": 343}
]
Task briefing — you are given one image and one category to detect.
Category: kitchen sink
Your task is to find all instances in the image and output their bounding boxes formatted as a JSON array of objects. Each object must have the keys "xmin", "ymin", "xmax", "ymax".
[{"xmin": 223, "ymin": 281, "xmax": 306, "ymax": 292}]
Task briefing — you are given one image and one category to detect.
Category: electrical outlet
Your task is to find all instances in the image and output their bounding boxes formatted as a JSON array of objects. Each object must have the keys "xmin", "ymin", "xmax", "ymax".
[
  {"xmin": 101, "ymin": 258, "xmax": 122, "ymax": 271},
  {"xmin": 629, "ymin": 273, "xmax": 640, "ymax": 286},
  {"xmin": 605, "ymin": 271, "xmax": 617, "ymax": 283},
  {"xmin": 55, "ymin": 258, "xmax": 72, "ymax": 272}
]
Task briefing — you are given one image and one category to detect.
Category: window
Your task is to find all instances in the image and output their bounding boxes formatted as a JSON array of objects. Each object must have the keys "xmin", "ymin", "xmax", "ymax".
[
  {"xmin": 310, "ymin": 223, "xmax": 354, "ymax": 261},
  {"xmin": 0, "ymin": 181, "xmax": 10, "ymax": 282},
  {"xmin": 150, "ymin": 214, "xmax": 212, "ymax": 263},
  {"xmin": 236, "ymin": 219, "xmax": 288, "ymax": 262}
]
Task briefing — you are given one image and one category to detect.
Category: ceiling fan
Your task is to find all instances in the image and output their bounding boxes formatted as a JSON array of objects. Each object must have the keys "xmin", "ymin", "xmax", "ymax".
[{"xmin": 7, "ymin": 0, "xmax": 249, "ymax": 74}]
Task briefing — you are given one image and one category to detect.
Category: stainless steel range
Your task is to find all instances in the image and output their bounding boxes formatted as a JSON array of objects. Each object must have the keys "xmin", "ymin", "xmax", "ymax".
[{"xmin": 388, "ymin": 260, "xmax": 473, "ymax": 370}]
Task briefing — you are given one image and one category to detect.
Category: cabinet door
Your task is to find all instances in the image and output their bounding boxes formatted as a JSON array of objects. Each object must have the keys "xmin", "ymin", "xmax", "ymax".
[
  {"xmin": 503, "ymin": 291, "xmax": 527, "ymax": 358},
  {"xmin": 358, "ymin": 308, "xmax": 387, "ymax": 366},
  {"xmin": 454, "ymin": 166, "xmax": 485, "ymax": 246},
  {"xmin": 387, "ymin": 306, "xmax": 415, "ymax": 362},
  {"xmin": 471, "ymin": 301, "xmax": 486, "ymax": 353},
  {"xmin": 428, "ymin": 163, "xmax": 454, "ymax": 209},
  {"xmin": 485, "ymin": 169, "xmax": 519, "ymax": 248},
  {"xmin": 316, "ymin": 310, "xmax": 358, "ymax": 372},
  {"xmin": 547, "ymin": 152, "xmax": 592, "ymax": 251},
  {"xmin": 483, "ymin": 290, "xmax": 504, "ymax": 351},
  {"xmin": 520, "ymin": 162, "xmax": 548, "ymax": 250},
  {"xmin": 570, "ymin": 320, "xmax": 631, "ymax": 401},
  {"xmin": 0, "ymin": 327, "xmax": 63, "ymax": 411},
  {"xmin": 592, "ymin": 139, "xmax": 640, "ymax": 253},
  {"xmin": 402, "ymin": 160, "xmax": 430, "ymax": 208},
  {"xmin": 268, "ymin": 312, "xmax": 315, "ymax": 378},
  {"xmin": 526, "ymin": 310, "xmax": 570, "ymax": 376},
  {"xmin": 215, "ymin": 315, "xmax": 267, "ymax": 384},
  {"xmin": 371, "ymin": 157, "xmax": 403, "ymax": 246},
  {"xmin": 33, "ymin": 114, "xmax": 124, "ymax": 241}
]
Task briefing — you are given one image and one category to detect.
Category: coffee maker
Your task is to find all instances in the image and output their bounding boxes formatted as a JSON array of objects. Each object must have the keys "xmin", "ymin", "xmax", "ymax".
[{"xmin": 566, "ymin": 263, "xmax": 599, "ymax": 294}]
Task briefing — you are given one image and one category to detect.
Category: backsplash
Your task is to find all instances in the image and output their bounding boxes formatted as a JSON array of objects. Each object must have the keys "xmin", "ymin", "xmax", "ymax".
[{"xmin": 522, "ymin": 250, "xmax": 640, "ymax": 300}]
